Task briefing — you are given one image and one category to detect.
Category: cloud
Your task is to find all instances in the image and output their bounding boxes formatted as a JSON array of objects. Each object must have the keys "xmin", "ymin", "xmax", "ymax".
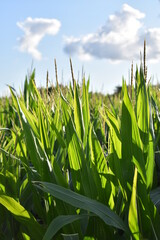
[
  {"xmin": 64, "ymin": 4, "xmax": 160, "ymax": 62},
  {"xmin": 17, "ymin": 17, "xmax": 61, "ymax": 60}
]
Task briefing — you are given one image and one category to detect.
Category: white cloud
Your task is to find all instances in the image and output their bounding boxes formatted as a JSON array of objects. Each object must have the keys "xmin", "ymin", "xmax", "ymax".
[
  {"xmin": 64, "ymin": 4, "xmax": 160, "ymax": 62},
  {"xmin": 17, "ymin": 17, "xmax": 61, "ymax": 60}
]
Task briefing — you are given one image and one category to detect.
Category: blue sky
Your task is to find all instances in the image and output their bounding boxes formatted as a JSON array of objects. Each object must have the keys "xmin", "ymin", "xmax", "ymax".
[{"xmin": 1, "ymin": 1, "xmax": 160, "ymax": 96}]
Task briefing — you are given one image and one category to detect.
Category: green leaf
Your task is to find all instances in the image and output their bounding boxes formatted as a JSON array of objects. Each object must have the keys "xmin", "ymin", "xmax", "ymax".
[
  {"xmin": 136, "ymin": 67, "xmax": 149, "ymax": 135},
  {"xmin": 19, "ymin": 99, "xmax": 39, "ymax": 138},
  {"xmin": 61, "ymin": 95, "xmax": 81, "ymax": 172},
  {"xmin": 43, "ymin": 214, "xmax": 90, "ymax": 240},
  {"xmin": 74, "ymin": 81, "xmax": 84, "ymax": 141},
  {"xmin": 34, "ymin": 181, "xmax": 129, "ymax": 234},
  {"xmin": 101, "ymin": 109, "xmax": 126, "ymax": 199},
  {"xmin": 29, "ymin": 79, "xmax": 66, "ymax": 149},
  {"xmin": 21, "ymin": 230, "xmax": 31, "ymax": 240},
  {"xmin": 128, "ymin": 168, "xmax": 140, "ymax": 239},
  {"xmin": 123, "ymin": 83, "xmax": 146, "ymax": 184},
  {"xmin": 145, "ymin": 88, "xmax": 155, "ymax": 190},
  {"xmin": 121, "ymin": 84, "xmax": 134, "ymax": 188},
  {"xmin": 150, "ymin": 187, "xmax": 160, "ymax": 209},
  {"xmin": 0, "ymin": 194, "xmax": 44, "ymax": 239},
  {"xmin": 9, "ymin": 86, "xmax": 54, "ymax": 182},
  {"xmin": 82, "ymin": 78, "xmax": 90, "ymax": 142},
  {"xmin": 89, "ymin": 124, "xmax": 108, "ymax": 181},
  {"xmin": 38, "ymin": 105, "xmax": 50, "ymax": 152},
  {"xmin": 61, "ymin": 95, "xmax": 93, "ymax": 198}
]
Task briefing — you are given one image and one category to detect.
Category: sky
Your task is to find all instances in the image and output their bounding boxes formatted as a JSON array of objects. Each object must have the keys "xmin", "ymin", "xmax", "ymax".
[{"xmin": 1, "ymin": 0, "xmax": 160, "ymax": 96}]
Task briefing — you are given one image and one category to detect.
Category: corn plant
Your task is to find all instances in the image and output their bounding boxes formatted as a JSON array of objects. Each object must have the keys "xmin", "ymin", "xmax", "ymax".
[{"xmin": 0, "ymin": 64, "xmax": 160, "ymax": 239}]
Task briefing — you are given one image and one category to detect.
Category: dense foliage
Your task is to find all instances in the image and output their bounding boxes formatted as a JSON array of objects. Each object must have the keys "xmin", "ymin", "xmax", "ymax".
[{"xmin": 1, "ymin": 66, "xmax": 160, "ymax": 239}]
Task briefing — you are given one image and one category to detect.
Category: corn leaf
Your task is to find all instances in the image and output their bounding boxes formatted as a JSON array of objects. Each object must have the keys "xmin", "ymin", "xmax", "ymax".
[
  {"xmin": 128, "ymin": 168, "xmax": 140, "ymax": 239},
  {"xmin": 82, "ymin": 78, "xmax": 90, "ymax": 144},
  {"xmin": 0, "ymin": 194, "xmax": 44, "ymax": 239},
  {"xmin": 43, "ymin": 214, "xmax": 91, "ymax": 240},
  {"xmin": 74, "ymin": 81, "xmax": 84, "ymax": 141},
  {"xmin": 61, "ymin": 95, "xmax": 94, "ymax": 197},
  {"xmin": 35, "ymin": 181, "xmax": 130, "ymax": 234},
  {"xmin": 123, "ymin": 83, "xmax": 146, "ymax": 184},
  {"xmin": 9, "ymin": 87, "xmax": 53, "ymax": 182}
]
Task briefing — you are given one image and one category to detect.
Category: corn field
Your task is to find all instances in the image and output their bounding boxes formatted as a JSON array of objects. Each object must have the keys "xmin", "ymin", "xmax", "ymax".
[{"xmin": 1, "ymin": 63, "xmax": 160, "ymax": 239}]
